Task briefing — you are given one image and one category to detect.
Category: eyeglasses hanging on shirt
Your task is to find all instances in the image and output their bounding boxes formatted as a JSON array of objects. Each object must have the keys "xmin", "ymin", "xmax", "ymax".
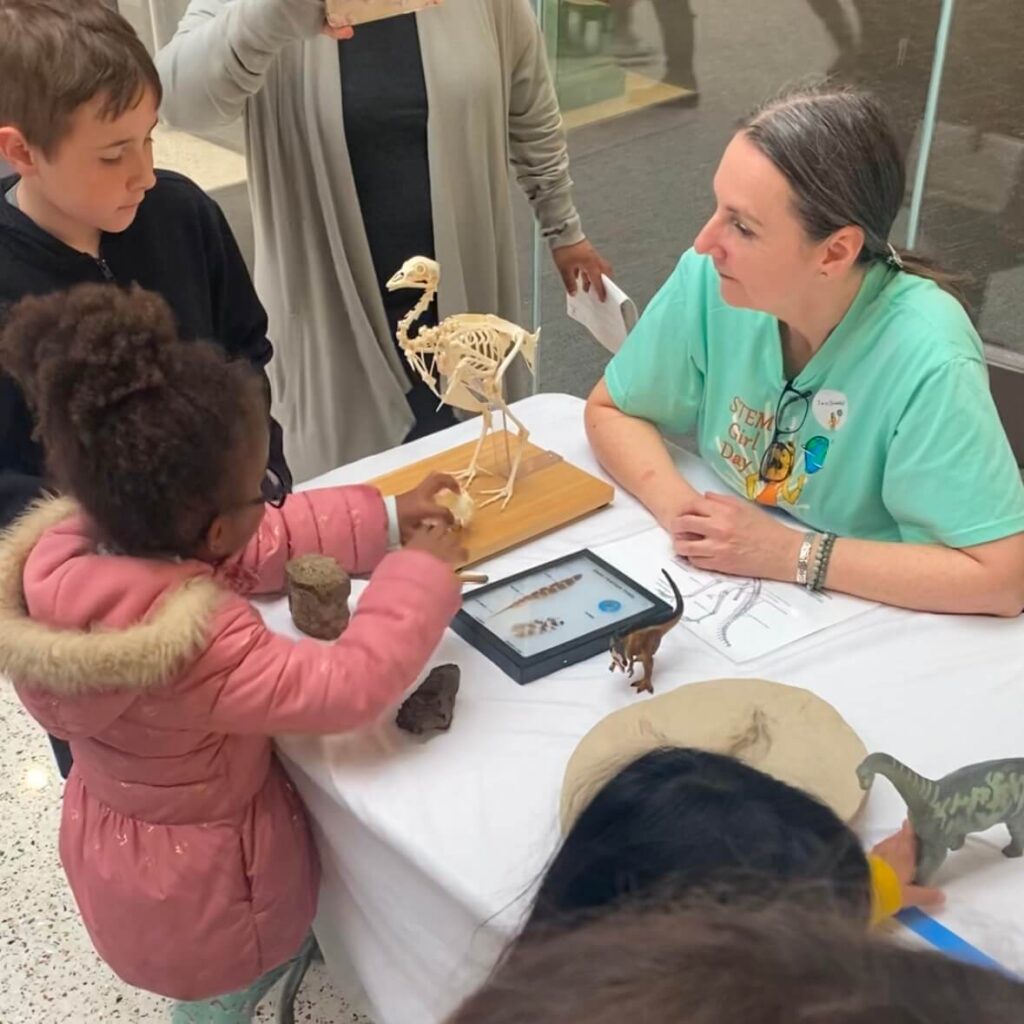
[{"xmin": 759, "ymin": 380, "xmax": 813, "ymax": 482}]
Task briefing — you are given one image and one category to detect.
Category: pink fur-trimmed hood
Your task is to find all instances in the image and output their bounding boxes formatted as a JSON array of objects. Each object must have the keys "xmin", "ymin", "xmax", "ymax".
[{"xmin": 0, "ymin": 497, "xmax": 222, "ymax": 698}]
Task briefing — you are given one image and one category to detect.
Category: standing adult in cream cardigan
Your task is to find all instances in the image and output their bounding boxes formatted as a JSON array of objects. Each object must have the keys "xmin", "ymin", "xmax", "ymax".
[{"xmin": 156, "ymin": 0, "xmax": 609, "ymax": 481}]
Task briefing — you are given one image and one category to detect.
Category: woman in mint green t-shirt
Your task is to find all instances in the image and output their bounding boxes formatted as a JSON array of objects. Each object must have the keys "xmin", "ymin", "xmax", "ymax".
[{"xmin": 587, "ymin": 84, "xmax": 1024, "ymax": 616}]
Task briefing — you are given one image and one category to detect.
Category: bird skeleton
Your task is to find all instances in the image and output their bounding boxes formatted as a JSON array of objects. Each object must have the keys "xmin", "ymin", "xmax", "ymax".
[{"xmin": 386, "ymin": 256, "xmax": 540, "ymax": 509}]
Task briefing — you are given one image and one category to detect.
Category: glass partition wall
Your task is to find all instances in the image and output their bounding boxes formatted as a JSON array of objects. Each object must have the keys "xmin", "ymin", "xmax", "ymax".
[{"xmin": 533, "ymin": 0, "xmax": 1024, "ymax": 464}]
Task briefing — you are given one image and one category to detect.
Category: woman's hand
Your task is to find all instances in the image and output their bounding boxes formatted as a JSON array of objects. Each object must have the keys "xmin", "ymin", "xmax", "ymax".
[
  {"xmin": 395, "ymin": 472, "xmax": 460, "ymax": 541},
  {"xmin": 321, "ymin": 20, "xmax": 354, "ymax": 40},
  {"xmin": 671, "ymin": 491, "xmax": 803, "ymax": 581},
  {"xmin": 552, "ymin": 239, "xmax": 612, "ymax": 300},
  {"xmin": 871, "ymin": 821, "xmax": 945, "ymax": 911}
]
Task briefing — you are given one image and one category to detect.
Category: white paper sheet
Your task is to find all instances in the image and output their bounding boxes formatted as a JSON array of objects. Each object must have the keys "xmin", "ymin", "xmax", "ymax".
[
  {"xmin": 593, "ymin": 528, "xmax": 877, "ymax": 663},
  {"xmin": 566, "ymin": 274, "xmax": 638, "ymax": 353}
]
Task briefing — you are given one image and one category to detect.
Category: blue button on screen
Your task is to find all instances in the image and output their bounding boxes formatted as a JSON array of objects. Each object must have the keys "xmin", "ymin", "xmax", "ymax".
[{"xmin": 599, "ymin": 599, "xmax": 622, "ymax": 613}]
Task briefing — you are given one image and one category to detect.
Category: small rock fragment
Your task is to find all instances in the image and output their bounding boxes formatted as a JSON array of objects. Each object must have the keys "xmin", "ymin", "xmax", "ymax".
[{"xmin": 396, "ymin": 664, "xmax": 461, "ymax": 736}]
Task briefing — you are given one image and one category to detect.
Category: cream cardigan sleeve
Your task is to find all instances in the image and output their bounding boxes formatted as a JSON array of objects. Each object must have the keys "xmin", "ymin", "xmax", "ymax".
[
  {"xmin": 155, "ymin": 0, "xmax": 324, "ymax": 129},
  {"xmin": 503, "ymin": 0, "xmax": 586, "ymax": 249}
]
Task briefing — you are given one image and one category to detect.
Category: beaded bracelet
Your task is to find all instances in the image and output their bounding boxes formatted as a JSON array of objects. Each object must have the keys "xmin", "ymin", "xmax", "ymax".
[
  {"xmin": 810, "ymin": 531, "xmax": 837, "ymax": 592},
  {"xmin": 808, "ymin": 532, "xmax": 829, "ymax": 591},
  {"xmin": 795, "ymin": 531, "xmax": 817, "ymax": 586}
]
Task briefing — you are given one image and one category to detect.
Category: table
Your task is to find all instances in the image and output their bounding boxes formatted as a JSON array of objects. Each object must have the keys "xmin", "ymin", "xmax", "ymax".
[{"xmin": 267, "ymin": 393, "xmax": 1024, "ymax": 1023}]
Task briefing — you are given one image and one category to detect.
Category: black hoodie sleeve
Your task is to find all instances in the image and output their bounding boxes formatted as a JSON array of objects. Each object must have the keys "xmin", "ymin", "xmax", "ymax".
[
  {"xmin": 0, "ymin": 472, "xmax": 45, "ymax": 527},
  {"xmin": 0, "ymin": 371, "xmax": 46, "ymax": 527},
  {"xmin": 200, "ymin": 196, "xmax": 293, "ymax": 492}
]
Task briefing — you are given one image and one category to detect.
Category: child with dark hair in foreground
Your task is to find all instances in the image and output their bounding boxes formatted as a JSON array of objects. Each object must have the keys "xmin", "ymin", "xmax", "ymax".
[{"xmin": 526, "ymin": 748, "xmax": 941, "ymax": 936}]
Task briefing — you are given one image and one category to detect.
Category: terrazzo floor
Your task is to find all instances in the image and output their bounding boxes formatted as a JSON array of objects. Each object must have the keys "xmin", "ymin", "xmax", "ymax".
[{"xmin": 0, "ymin": 684, "xmax": 374, "ymax": 1024}]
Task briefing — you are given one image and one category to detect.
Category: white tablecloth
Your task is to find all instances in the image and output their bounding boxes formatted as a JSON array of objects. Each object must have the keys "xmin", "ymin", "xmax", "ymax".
[{"xmin": 268, "ymin": 393, "xmax": 1024, "ymax": 1023}]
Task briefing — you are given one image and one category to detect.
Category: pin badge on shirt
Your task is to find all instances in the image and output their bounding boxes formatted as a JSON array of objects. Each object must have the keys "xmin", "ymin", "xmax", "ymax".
[
  {"xmin": 812, "ymin": 390, "xmax": 849, "ymax": 431},
  {"xmin": 803, "ymin": 436, "xmax": 830, "ymax": 474}
]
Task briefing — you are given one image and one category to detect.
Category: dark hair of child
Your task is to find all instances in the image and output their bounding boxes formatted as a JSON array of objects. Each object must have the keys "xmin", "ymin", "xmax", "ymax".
[
  {"xmin": 524, "ymin": 747, "xmax": 872, "ymax": 935},
  {"xmin": 0, "ymin": 283, "xmax": 266, "ymax": 556}
]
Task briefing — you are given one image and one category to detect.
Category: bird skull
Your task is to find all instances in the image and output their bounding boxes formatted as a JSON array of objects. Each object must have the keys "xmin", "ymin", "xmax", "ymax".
[{"xmin": 386, "ymin": 256, "xmax": 439, "ymax": 292}]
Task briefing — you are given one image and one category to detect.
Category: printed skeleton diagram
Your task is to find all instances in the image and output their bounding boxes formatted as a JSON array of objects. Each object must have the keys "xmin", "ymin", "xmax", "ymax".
[{"xmin": 656, "ymin": 569, "xmax": 776, "ymax": 651}]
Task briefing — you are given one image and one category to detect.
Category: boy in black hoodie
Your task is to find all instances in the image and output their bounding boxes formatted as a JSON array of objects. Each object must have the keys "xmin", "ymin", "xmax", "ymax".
[
  {"xmin": 0, "ymin": 0, "xmax": 292, "ymax": 778},
  {"xmin": 0, "ymin": 0, "xmax": 291, "ymax": 531}
]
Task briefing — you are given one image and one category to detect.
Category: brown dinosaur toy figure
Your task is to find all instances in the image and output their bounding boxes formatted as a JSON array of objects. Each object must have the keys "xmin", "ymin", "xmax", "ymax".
[{"xmin": 609, "ymin": 570, "xmax": 684, "ymax": 695}]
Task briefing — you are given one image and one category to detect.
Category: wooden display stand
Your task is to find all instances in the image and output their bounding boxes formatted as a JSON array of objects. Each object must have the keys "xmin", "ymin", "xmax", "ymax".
[{"xmin": 370, "ymin": 431, "xmax": 614, "ymax": 569}]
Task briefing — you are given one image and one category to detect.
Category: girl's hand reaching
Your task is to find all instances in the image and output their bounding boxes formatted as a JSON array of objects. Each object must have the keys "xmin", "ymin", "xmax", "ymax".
[
  {"xmin": 404, "ymin": 520, "xmax": 466, "ymax": 568},
  {"xmin": 395, "ymin": 472, "xmax": 462, "ymax": 541},
  {"xmin": 871, "ymin": 821, "xmax": 945, "ymax": 912}
]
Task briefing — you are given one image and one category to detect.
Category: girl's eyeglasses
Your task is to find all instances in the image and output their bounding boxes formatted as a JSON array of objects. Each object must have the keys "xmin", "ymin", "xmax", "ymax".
[
  {"xmin": 194, "ymin": 467, "xmax": 288, "ymax": 549},
  {"xmin": 256, "ymin": 467, "xmax": 288, "ymax": 509}
]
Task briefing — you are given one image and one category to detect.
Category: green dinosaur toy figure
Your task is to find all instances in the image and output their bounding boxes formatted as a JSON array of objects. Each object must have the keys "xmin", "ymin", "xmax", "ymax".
[{"xmin": 857, "ymin": 752, "xmax": 1024, "ymax": 884}]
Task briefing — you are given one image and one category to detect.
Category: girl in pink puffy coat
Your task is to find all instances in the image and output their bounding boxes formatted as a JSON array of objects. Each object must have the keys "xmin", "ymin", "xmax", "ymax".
[{"xmin": 0, "ymin": 283, "xmax": 465, "ymax": 1020}]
